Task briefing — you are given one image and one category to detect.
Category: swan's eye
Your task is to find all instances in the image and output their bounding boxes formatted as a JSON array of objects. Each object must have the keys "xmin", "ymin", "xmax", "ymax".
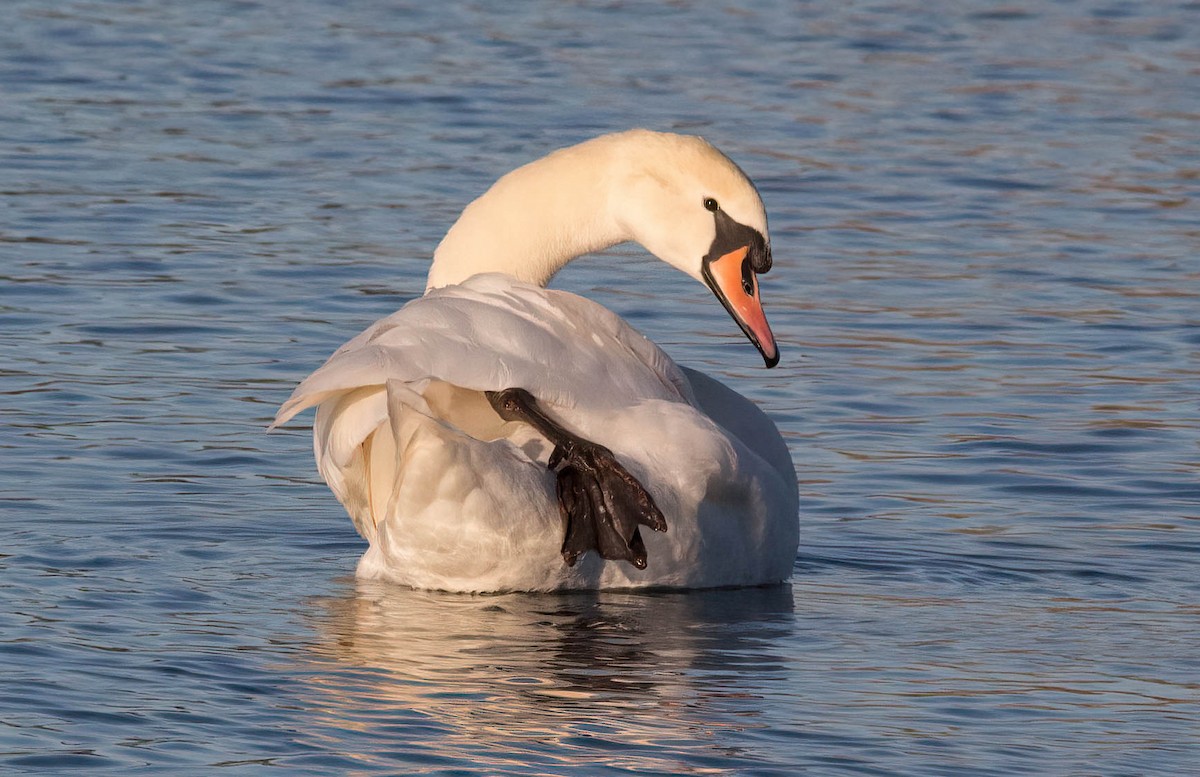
[{"xmin": 703, "ymin": 197, "xmax": 720, "ymax": 212}]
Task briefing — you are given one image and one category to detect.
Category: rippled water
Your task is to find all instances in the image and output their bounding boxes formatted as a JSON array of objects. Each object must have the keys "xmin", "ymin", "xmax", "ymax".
[{"xmin": 3, "ymin": 1, "xmax": 1198, "ymax": 774}]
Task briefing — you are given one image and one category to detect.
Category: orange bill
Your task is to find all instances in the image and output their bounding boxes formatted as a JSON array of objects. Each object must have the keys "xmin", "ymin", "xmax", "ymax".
[{"xmin": 704, "ymin": 246, "xmax": 779, "ymax": 367}]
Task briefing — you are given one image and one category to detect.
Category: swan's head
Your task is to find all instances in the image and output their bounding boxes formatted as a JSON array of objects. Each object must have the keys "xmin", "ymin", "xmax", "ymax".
[{"xmin": 615, "ymin": 131, "xmax": 779, "ymax": 367}]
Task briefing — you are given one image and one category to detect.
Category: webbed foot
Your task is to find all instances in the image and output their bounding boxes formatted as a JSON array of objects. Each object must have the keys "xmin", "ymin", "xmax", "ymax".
[
  {"xmin": 550, "ymin": 439, "xmax": 668, "ymax": 569},
  {"xmin": 486, "ymin": 387, "xmax": 668, "ymax": 569}
]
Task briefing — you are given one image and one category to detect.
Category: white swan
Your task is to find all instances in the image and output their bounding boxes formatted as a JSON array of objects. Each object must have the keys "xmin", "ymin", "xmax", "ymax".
[{"xmin": 274, "ymin": 129, "xmax": 799, "ymax": 592}]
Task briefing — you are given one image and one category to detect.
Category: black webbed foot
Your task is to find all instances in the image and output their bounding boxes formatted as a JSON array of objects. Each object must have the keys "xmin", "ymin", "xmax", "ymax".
[
  {"xmin": 549, "ymin": 439, "xmax": 668, "ymax": 569},
  {"xmin": 486, "ymin": 387, "xmax": 668, "ymax": 570}
]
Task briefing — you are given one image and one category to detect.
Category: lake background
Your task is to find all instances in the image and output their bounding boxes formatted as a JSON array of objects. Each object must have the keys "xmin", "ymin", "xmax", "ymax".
[{"xmin": 2, "ymin": 1, "xmax": 1197, "ymax": 774}]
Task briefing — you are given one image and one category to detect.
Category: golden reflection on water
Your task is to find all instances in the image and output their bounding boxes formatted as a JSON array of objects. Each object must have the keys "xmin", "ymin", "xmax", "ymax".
[{"xmin": 295, "ymin": 581, "xmax": 796, "ymax": 771}]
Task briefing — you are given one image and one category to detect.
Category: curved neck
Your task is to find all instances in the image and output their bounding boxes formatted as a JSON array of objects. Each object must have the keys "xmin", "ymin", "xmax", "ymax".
[{"xmin": 426, "ymin": 137, "xmax": 631, "ymax": 291}]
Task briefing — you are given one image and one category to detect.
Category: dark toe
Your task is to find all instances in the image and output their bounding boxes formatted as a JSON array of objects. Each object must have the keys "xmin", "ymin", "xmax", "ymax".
[{"xmin": 557, "ymin": 468, "xmax": 594, "ymax": 566}]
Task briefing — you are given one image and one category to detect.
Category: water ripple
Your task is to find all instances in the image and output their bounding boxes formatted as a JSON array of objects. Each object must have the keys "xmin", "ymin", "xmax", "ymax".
[{"xmin": 2, "ymin": 0, "xmax": 1198, "ymax": 774}]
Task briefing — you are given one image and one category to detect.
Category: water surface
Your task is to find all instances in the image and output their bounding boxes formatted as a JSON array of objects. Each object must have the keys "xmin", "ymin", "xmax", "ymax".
[{"xmin": 2, "ymin": 1, "xmax": 1198, "ymax": 774}]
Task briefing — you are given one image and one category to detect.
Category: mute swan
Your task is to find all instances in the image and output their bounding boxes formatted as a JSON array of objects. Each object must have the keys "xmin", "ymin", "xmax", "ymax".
[{"xmin": 274, "ymin": 129, "xmax": 799, "ymax": 592}]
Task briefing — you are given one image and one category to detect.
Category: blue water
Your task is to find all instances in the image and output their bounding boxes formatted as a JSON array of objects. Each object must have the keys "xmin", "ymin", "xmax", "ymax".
[{"xmin": 2, "ymin": 1, "xmax": 1198, "ymax": 774}]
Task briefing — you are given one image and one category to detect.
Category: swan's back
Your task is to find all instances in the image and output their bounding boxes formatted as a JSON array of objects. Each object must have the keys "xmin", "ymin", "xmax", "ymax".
[{"xmin": 276, "ymin": 274, "xmax": 691, "ymax": 426}]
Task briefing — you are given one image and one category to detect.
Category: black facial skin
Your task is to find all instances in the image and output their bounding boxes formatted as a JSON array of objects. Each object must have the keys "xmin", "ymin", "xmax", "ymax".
[
  {"xmin": 704, "ymin": 208, "xmax": 772, "ymax": 274},
  {"xmin": 698, "ymin": 202, "xmax": 778, "ymax": 367}
]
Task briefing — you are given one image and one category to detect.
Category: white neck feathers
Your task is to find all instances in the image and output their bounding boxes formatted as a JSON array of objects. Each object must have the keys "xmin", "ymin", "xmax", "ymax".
[{"xmin": 426, "ymin": 135, "xmax": 632, "ymax": 291}]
